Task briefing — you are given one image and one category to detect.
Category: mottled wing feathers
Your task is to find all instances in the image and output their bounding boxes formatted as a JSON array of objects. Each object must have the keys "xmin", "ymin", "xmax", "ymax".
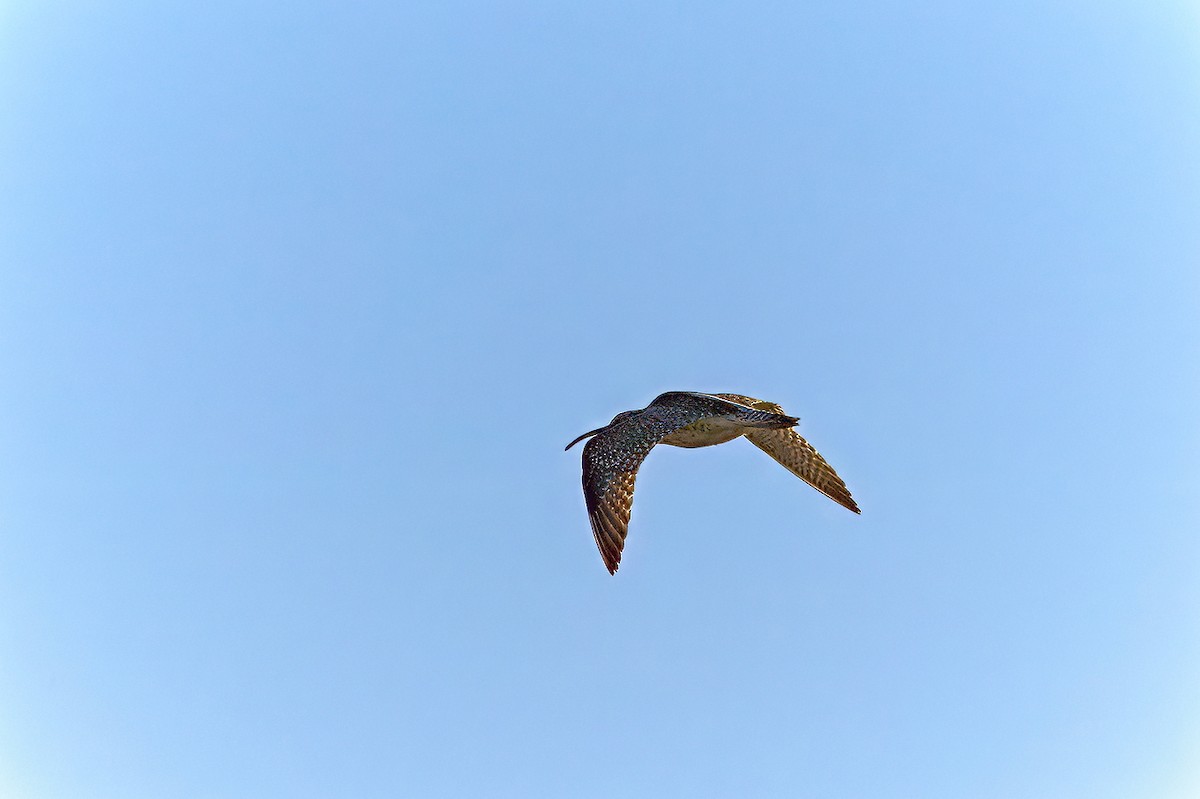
[
  {"xmin": 580, "ymin": 415, "xmax": 678, "ymax": 574},
  {"xmin": 648, "ymin": 391, "xmax": 798, "ymax": 428},
  {"xmin": 716, "ymin": 393, "xmax": 860, "ymax": 514},
  {"xmin": 579, "ymin": 396, "xmax": 784, "ymax": 574},
  {"xmin": 581, "ymin": 437, "xmax": 639, "ymax": 574},
  {"xmin": 743, "ymin": 428, "xmax": 861, "ymax": 513}
]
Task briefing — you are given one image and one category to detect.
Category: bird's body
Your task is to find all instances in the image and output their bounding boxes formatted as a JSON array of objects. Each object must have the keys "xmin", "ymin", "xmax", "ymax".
[
  {"xmin": 565, "ymin": 391, "xmax": 859, "ymax": 574},
  {"xmin": 659, "ymin": 417, "xmax": 747, "ymax": 448}
]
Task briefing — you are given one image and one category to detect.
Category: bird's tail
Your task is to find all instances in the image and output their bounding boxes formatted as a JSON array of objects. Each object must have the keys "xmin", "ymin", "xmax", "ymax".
[{"xmin": 734, "ymin": 408, "xmax": 799, "ymax": 429}]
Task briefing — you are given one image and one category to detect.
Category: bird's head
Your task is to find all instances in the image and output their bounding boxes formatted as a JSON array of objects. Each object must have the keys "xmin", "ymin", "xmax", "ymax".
[{"xmin": 564, "ymin": 409, "xmax": 638, "ymax": 451}]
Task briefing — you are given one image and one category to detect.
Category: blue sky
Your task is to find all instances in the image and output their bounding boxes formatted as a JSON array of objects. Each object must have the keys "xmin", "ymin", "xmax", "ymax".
[{"xmin": 2, "ymin": 3, "xmax": 1198, "ymax": 797}]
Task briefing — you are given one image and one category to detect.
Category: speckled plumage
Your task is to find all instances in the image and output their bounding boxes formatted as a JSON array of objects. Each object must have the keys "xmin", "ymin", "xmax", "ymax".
[{"xmin": 565, "ymin": 391, "xmax": 860, "ymax": 574}]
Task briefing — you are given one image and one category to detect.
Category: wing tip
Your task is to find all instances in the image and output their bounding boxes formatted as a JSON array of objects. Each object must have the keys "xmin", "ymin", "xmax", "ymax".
[
  {"xmin": 589, "ymin": 510, "xmax": 625, "ymax": 575},
  {"xmin": 831, "ymin": 492, "xmax": 861, "ymax": 515}
]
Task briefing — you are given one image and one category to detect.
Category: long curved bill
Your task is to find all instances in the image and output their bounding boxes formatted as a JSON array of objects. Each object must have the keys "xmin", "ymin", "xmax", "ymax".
[{"xmin": 564, "ymin": 426, "xmax": 608, "ymax": 451}]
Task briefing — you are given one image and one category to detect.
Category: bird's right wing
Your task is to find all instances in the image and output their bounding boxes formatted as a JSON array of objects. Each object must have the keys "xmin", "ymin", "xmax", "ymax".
[{"xmin": 716, "ymin": 394, "xmax": 860, "ymax": 514}]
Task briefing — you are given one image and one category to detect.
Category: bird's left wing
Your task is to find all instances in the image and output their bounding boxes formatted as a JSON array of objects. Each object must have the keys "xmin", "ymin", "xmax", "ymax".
[{"xmin": 581, "ymin": 412, "xmax": 700, "ymax": 574}]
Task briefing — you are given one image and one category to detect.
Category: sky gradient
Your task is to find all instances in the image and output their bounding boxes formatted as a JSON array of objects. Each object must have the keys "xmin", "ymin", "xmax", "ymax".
[{"xmin": 3, "ymin": 3, "xmax": 1199, "ymax": 797}]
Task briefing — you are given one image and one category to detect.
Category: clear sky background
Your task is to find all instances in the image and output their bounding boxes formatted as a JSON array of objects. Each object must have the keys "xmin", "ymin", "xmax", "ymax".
[{"xmin": 2, "ymin": 3, "xmax": 1198, "ymax": 798}]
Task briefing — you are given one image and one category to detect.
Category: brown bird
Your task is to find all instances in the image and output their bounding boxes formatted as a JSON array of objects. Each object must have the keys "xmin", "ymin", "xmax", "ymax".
[{"xmin": 565, "ymin": 391, "xmax": 860, "ymax": 574}]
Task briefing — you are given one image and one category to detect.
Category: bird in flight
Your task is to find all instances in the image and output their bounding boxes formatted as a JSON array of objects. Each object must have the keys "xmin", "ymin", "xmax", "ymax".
[{"xmin": 565, "ymin": 391, "xmax": 860, "ymax": 574}]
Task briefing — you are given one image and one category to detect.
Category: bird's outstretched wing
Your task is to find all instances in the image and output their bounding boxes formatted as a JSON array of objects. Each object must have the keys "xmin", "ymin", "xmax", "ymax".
[
  {"xmin": 716, "ymin": 393, "xmax": 861, "ymax": 514},
  {"xmin": 580, "ymin": 418, "xmax": 670, "ymax": 575},
  {"xmin": 581, "ymin": 394, "xmax": 798, "ymax": 574}
]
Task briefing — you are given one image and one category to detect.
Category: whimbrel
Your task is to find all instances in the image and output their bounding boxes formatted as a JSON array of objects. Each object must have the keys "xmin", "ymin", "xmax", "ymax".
[{"xmin": 565, "ymin": 391, "xmax": 859, "ymax": 573}]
